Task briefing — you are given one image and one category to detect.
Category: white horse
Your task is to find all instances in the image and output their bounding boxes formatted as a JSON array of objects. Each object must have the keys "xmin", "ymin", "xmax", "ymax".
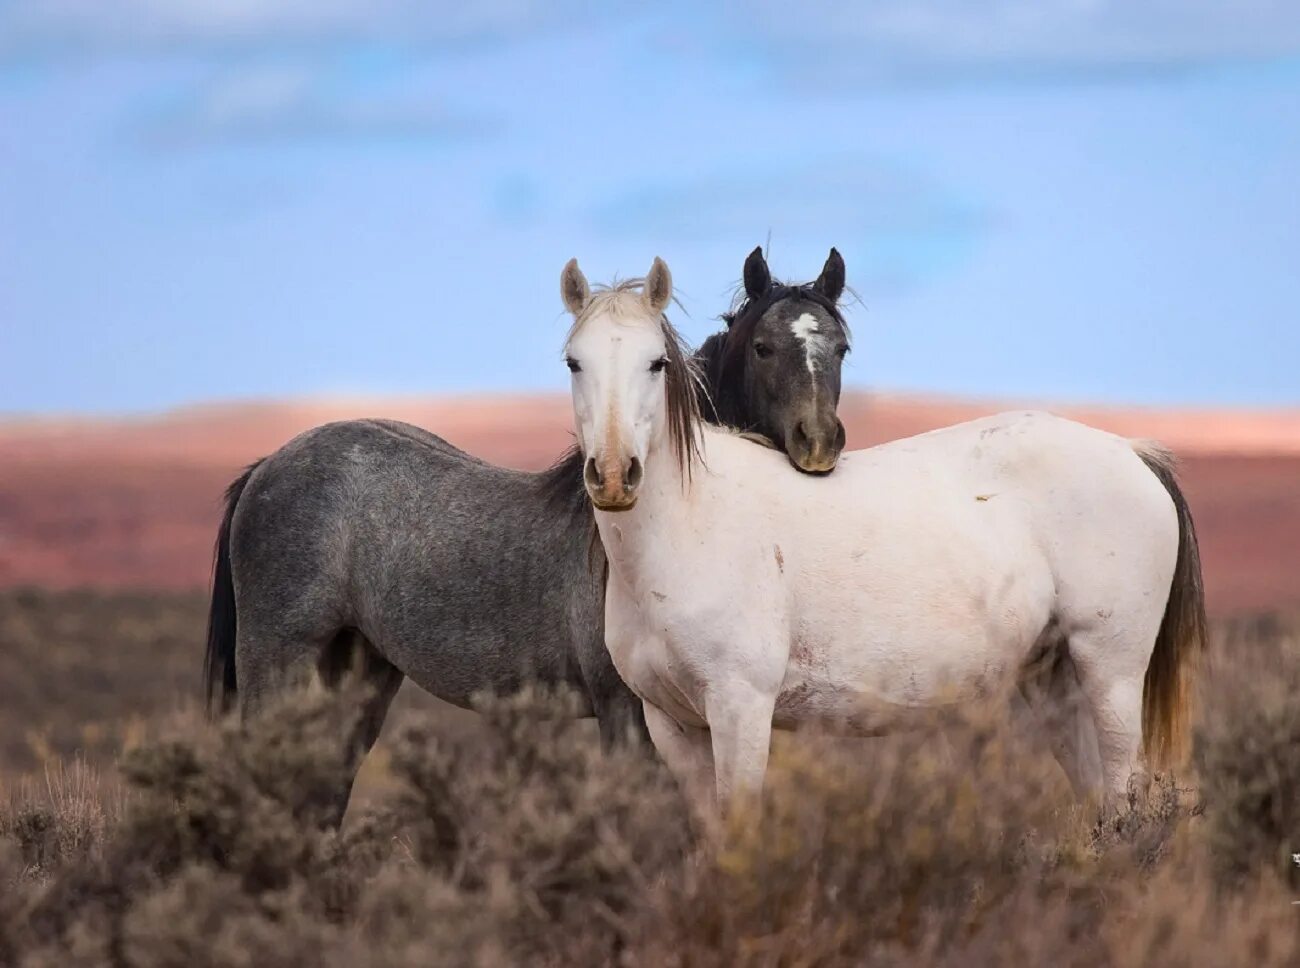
[{"xmin": 559, "ymin": 257, "xmax": 1206, "ymax": 814}]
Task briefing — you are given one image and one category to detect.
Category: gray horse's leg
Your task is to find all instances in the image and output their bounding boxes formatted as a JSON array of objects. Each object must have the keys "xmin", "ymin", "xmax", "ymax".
[
  {"xmin": 234, "ymin": 617, "xmax": 332, "ymax": 720},
  {"xmin": 319, "ymin": 630, "xmax": 405, "ymax": 824},
  {"xmin": 236, "ymin": 618, "xmax": 404, "ymax": 826},
  {"xmin": 594, "ymin": 688, "xmax": 651, "ymax": 750}
]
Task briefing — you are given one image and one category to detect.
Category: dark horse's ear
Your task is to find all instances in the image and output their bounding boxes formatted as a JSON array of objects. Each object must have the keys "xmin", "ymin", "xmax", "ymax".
[
  {"xmin": 743, "ymin": 245, "xmax": 771, "ymax": 300},
  {"xmin": 561, "ymin": 258, "xmax": 589, "ymax": 316},
  {"xmin": 814, "ymin": 247, "xmax": 845, "ymax": 304}
]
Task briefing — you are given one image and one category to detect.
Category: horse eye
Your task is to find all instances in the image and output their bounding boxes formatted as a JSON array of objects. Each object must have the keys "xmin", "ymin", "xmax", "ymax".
[
  {"xmin": 649, "ymin": 357, "xmax": 668, "ymax": 374},
  {"xmin": 836, "ymin": 345, "xmax": 850, "ymax": 359},
  {"xmin": 565, "ymin": 356, "xmax": 581, "ymax": 373},
  {"xmin": 753, "ymin": 342, "xmax": 773, "ymax": 359}
]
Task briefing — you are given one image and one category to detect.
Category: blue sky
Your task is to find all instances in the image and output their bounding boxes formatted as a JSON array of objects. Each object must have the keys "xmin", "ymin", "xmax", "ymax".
[{"xmin": 2, "ymin": 1, "xmax": 1298, "ymax": 414}]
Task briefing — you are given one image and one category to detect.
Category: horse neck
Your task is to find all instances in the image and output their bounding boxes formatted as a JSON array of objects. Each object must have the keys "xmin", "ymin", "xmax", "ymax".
[
  {"xmin": 698, "ymin": 346, "xmax": 746, "ymax": 428},
  {"xmin": 591, "ymin": 425, "xmax": 694, "ymax": 588},
  {"xmin": 525, "ymin": 468, "xmax": 608, "ymax": 656}
]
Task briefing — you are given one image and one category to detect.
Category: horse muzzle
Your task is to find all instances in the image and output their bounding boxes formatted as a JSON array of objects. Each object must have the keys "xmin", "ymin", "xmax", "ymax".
[
  {"xmin": 787, "ymin": 416, "xmax": 846, "ymax": 475},
  {"xmin": 584, "ymin": 454, "xmax": 643, "ymax": 510}
]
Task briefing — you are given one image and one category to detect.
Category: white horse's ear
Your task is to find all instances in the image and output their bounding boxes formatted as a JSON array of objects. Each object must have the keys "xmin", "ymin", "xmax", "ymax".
[
  {"xmin": 561, "ymin": 258, "xmax": 589, "ymax": 316},
  {"xmin": 644, "ymin": 256, "xmax": 672, "ymax": 313},
  {"xmin": 814, "ymin": 247, "xmax": 845, "ymax": 304}
]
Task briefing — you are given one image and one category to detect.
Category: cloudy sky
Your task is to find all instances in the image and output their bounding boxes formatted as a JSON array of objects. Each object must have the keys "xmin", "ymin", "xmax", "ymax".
[{"xmin": 2, "ymin": 1, "xmax": 1298, "ymax": 413}]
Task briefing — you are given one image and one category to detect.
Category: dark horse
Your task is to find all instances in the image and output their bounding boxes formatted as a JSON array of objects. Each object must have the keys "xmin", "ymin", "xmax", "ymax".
[
  {"xmin": 697, "ymin": 245, "xmax": 849, "ymax": 472},
  {"xmin": 204, "ymin": 246, "xmax": 851, "ymax": 820}
]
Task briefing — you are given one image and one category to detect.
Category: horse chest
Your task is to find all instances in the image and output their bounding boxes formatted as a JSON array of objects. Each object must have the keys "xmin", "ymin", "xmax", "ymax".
[{"xmin": 604, "ymin": 572, "xmax": 784, "ymax": 727}]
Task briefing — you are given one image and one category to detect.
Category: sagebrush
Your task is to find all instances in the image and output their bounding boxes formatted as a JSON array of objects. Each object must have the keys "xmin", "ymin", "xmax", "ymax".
[{"xmin": 1, "ymin": 597, "xmax": 1298, "ymax": 966}]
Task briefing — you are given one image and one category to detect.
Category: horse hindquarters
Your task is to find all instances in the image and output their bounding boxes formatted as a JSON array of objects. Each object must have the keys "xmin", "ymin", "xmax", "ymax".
[
  {"xmin": 224, "ymin": 458, "xmax": 405, "ymax": 825},
  {"xmin": 1042, "ymin": 444, "xmax": 1193, "ymax": 803}
]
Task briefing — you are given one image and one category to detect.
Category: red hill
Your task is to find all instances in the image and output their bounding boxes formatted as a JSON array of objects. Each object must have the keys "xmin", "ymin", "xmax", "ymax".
[{"xmin": 2, "ymin": 393, "xmax": 1298, "ymax": 616}]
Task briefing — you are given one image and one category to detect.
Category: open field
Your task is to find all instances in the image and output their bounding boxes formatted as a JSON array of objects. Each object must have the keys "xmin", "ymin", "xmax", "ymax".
[
  {"xmin": 1, "ymin": 589, "xmax": 1297, "ymax": 965},
  {"xmin": 0, "ymin": 589, "xmax": 475, "ymax": 786},
  {"xmin": 2, "ymin": 396, "xmax": 1298, "ymax": 963}
]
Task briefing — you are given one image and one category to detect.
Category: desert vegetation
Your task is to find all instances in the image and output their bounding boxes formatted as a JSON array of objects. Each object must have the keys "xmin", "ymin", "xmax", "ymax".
[{"xmin": 1, "ymin": 590, "xmax": 1297, "ymax": 966}]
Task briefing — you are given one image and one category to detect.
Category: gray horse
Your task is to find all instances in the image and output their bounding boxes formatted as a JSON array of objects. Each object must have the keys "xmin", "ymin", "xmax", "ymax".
[{"xmin": 204, "ymin": 247, "xmax": 851, "ymax": 819}]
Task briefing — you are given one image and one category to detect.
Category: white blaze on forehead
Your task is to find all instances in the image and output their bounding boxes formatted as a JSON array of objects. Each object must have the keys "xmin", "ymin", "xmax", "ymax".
[{"xmin": 790, "ymin": 312, "xmax": 825, "ymax": 375}]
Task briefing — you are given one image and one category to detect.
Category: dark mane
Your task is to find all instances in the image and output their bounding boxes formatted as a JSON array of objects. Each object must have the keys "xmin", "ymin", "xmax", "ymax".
[
  {"xmin": 536, "ymin": 445, "xmax": 607, "ymax": 574},
  {"xmin": 537, "ymin": 445, "xmax": 589, "ymax": 518},
  {"xmin": 697, "ymin": 281, "xmax": 851, "ymax": 428}
]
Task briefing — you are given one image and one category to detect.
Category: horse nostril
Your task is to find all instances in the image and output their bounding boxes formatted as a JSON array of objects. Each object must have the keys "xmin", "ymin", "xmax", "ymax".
[
  {"xmin": 584, "ymin": 457, "xmax": 604, "ymax": 488},
  {"xmin": 625, "ymin": 456, "xmax": 643, "ymax": 490},
  {"xmin": 792, "ymin": 421, "xmax": 810, "ymax": 447}
]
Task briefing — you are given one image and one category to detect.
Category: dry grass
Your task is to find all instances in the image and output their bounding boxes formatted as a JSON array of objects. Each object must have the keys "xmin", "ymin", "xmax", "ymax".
[
  {"xmin": 1, "ymin": 590, "xmax": 1298, "ymax": 966},
  {"xmin": 0, "ymin": 588, "xmax": 476, "ymax": 786},
  {"xmin": 0, "ymin": 589, "xmax": 204, "ymax": 772}
]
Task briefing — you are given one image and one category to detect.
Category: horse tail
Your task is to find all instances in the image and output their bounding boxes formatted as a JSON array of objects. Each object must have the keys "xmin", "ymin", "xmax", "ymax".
[
  {"xmin": 1133, "ymin": 442, "xmax": 1207, "ymax": 770},
  {"xmin": 204, "ymin": 460, "xmax": 263, "ymax": 716}
]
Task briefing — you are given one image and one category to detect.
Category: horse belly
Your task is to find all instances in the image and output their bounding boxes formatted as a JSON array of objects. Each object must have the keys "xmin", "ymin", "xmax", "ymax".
[
  {"xmin": 775, "ymin": 558, "xmax": 1050, "ymax": 734},
  {"xmin": 772, "ymin": 674, "xmax": 949, "ymax": 734},
  {"xmin": 773, "ymin": 646, "xmax": 1017, "ymax": 735}
]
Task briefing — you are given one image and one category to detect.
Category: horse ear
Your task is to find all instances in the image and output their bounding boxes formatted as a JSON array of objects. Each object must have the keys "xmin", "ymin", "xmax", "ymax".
[
  {"xmin": 644, "ymin": 256, "xmax": 672, "ymax": 313},
  {"xmin": 561, "ymin": 258, "xmax": 589, "ymax": 316},
  {"xmin": 743, "ymin": 245, "xmax": 770, "ymax": 298},
  {"xmin": 814, "ymin": 247, "xmax": 845, "ymax": 303}
]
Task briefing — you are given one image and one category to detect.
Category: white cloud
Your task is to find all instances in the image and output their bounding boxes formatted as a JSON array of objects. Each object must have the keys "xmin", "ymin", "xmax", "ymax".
[
  {"xmin": 0, "ymin": 1, "xmax": 630, "ymax": 58},
  {"xmin": 133, "ymin": 64, "xmax": 491, "ymax": 148},
  {"xmin": 734, "ymin": 0, "xmax": 1300, "ymax": 85},
  {"xmin": 0, "ymin": 1, "xmax": 635, "ymax": 150},
  {"xmin": 7, "ymin": 1, "xmax": 1297, "ymax": 79},
  {"xmin": 8, "ymin": 1, "xmax": 1298, "ymax": 152}
]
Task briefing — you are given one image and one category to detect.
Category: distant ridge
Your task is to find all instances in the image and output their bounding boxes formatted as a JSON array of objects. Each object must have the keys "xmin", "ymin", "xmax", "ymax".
[{"xmin": 2, "ymin": 391, "xmax": 1298, "ymax": 614}]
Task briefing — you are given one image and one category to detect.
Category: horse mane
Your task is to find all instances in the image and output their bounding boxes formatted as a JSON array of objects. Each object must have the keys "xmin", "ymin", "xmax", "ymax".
[
  {"xmin": 699, "ymin": 281, "xmax": 852, "ymax": 428},
  {"xmin": 537, "ymin": 445, "xmax": 589, "ymax": 518},
  {"xmin": 535, "ymin": 445, "xmax": 608, "ymax": 576},
  {"xmin": 566, "ymin": 279, "xmax": 705, "ymax": 481}
]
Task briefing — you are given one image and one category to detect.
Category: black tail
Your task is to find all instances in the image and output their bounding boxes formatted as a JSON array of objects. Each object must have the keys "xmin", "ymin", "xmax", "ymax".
[{"xmin": 204, "ymin": 460, "xmax": 263, "ymax": 716}]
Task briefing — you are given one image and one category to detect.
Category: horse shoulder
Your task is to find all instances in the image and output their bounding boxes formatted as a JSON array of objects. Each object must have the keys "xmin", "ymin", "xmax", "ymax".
[{"xmin": 607, "ymin": 497, "xmax": 791, "ymax": 708}]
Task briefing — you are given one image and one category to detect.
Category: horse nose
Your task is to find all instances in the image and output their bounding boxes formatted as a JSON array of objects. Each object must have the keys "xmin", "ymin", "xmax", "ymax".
[
  {"xmin": 789, "ymin": 416, "xmax": 842, "ymax": 474},
  {"xmin": 792, "ymin": 420, "xmax": 811, "ymax": 449},
  {"xmin": 584, "ymin": 453, "xmax": 641, "ymax": 509}
]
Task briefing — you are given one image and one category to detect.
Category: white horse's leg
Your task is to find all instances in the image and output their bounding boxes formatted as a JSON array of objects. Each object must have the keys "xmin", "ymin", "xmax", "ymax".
[
  {"xmin": 1016, "ymin": 654, "xmax": 1103, "ymax": 799},
  {"xmin": 1066, "ymin": 633, "xmax": 1148, "ymax": 807},
  {"xmin": 1057, "ymin": 661, "xmax": 1104, "ymax": 795},
  {"xmin": 643, "ymin": 701, "xmax": 716, "ymax": 816},
  {"xmin": 707, "ymin": 686, "xmax": 777, "ymax": 814}
]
